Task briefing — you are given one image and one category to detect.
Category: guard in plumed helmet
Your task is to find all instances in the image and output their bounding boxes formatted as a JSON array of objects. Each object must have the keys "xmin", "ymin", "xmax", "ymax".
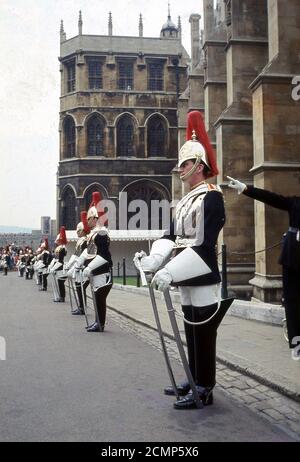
[
  {"xmin": 1, "ymin": 251, "xmax": 9, "ymax": 276},
  {"xmin": 25, "ymin": 248, "xmax": 33, "ymax": 280},
  {"xmin": 33, "ymin": 247, "xmax": 43, "ymax": 285},
  {"xmin": 134, "ymin": 111, "xmax": 234, "ymax": 409},
  {"xmin": 18, "ymin": 250, "xmax": 26, "ymax": 277},
  {"xmin": 49, "ymin": 227, "xmax": 68, "ymax": 302},
  {"xmin": 74, "ymin": 192, "xmax": 113, "ymax": 332},
  {"xmin": 66, "ymin": 211, "xmax": 90, "ymax": 315},
  {"xmin": 39, "ymin": 238, "xmax": 52, "ymax": 291}
]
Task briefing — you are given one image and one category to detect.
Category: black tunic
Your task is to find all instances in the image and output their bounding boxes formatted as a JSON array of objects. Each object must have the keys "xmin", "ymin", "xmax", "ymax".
[
  {"xmin": 243, "ymin": 185, "xmax": 300, "ymax": 347},
  {"xmin": 244, "ymin": 186, "xmax": 300, "ymax": 271},
  {"xmin": 86, "ymin": 231, "xmax": 112, "ymax": 276}
]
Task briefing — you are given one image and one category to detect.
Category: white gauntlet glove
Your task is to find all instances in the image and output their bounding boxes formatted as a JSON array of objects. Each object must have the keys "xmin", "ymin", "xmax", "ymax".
[
  {"xmin": 83, "ymin": 266, "xmax": 92, "ymax": 278},
  {"xmin": 151, "ymin": 268, "xmax": 172, "ymax": 292},
  {"xmin": 65, "ymin": 255, "xmax": 77, "ymax": 271},
  {"xmin": 227, "ymin": 176, "xmax": 247, "ymax": 194},
  {"xmin": 134, "ymin": 239, "xmax": 174, "ymax": 274},
  {"xmin": 133, "ymin": 251, "xmax": 164, "ymax": 273}
]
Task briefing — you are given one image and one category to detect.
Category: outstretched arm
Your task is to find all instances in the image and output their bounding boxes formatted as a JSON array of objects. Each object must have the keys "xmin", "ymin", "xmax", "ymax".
[{"xmin": 227, "ymin": 176, "xmax": 291, "ymax": 212}]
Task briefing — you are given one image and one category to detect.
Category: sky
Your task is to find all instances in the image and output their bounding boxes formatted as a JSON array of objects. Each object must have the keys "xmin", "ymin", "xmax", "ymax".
[{"xmin": 0, "ymin": 0, "xmax": 204, "ymax": 229}]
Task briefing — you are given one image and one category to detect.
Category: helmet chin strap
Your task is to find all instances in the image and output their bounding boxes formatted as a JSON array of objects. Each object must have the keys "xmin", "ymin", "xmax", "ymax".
[{"xmin": 179, "ymin": 157, "xmax": 201, "ymax": 182}]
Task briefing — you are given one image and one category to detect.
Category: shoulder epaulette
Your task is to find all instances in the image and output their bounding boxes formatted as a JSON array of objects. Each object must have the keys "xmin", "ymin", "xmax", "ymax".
[{"xmin": 207, "ymin": 184, "xmax": 223, "ymax": 194}]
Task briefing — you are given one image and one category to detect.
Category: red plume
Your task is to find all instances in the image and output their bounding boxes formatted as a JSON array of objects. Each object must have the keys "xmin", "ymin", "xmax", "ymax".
[
  {"xmin": 89, "ymin": 191, "xmax": 108, "ymax": 227},
  {"xmin": 89, "ymin": 192, "xmax": 102, "ymax": 209},
  {"xmin": 80, "ymin": 211, "xmax": 90, "ymax": 234},
  {"xmin": 186, "ymin": 111, "xmax": 218, "ymax": 178},
  {"xmin": 59, "ymin": 226, "xmax": 67, "ymax": 245},
  {"xmin": 44, "ymin": 238, "xmax": 49, "ymax": 250}
]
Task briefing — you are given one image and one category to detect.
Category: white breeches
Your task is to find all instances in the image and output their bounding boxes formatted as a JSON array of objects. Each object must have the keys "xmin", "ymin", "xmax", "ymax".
[
  {"xmin": 90, "ymin": 272, "xmax": 111, "ymax": 292},
  {"xmin": 50, "ymin": 273, "xmax": 60, "ymax": 301},
  {"xmin": 179, "ymin": 283, "xmax": 221, "ymax": 307}
]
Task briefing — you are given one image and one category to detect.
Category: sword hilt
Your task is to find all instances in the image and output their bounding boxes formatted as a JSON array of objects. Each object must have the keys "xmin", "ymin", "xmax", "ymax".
[{"xmin": 135, "ymin": 259, "xmax": 148, "ymax": 287}]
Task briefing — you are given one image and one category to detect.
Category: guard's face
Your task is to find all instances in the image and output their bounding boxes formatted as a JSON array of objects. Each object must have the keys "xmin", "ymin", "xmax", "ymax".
[
  {"xmin": 77, "ymin": 228, "xmax": 84, "ymax": 238},
  {"xmin": 178, "ymin": 160, "xmax": 204, "ymax": 185},
  {"xmin": 88, "ymin": 216, "xmax": 97, "ymax": 230},
  {"xmin": 178, "ymin": 160, "xmax": 194, "ymax": 179}
]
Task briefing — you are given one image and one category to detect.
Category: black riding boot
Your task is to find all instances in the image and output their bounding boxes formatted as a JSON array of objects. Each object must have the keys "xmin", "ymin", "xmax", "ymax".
[
  {"xmin": 42, "ymin": 274, "xmax": 48, "ymax": 291},
  {"xmin": 174, "ymin": 299, "xmax": 234, "ymax": 410},
  {"xmin": 72, "ymin": 282, "xmax": 88, "ymax": 315},
  {"xmin": 164, "ymin": 305, "xmax": 194, "ymax": 397},
  {"xmin": 87, "ymin": 283, "xmax": 112, "ymax": 332},
  {"xmin": 57, "ymin": 279, "xmax": 65, "ymax": 302}
]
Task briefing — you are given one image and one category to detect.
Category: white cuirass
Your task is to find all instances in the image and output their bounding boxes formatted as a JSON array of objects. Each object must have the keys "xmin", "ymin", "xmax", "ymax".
[{"xmin": 174, "ymin": 183, "xmax": 208, "ymax": 248}]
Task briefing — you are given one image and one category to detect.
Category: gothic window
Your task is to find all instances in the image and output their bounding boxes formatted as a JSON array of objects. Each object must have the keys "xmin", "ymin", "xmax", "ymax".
[
  {"xmin": 125, "ymin": 181, "xmax": 170, "ymax": 230},
  {"xmin": 88, "ymin": 60, "xmax": 103, "ymax": 89},
  {"xmin": 127, "ymin": 183, "xmax": 165, "ymax": 203},
  {"xmin": 147, "ymin": 116, "xmax": 166, "ymax": 157},
  {"xmin": 225, "ymin": 0, "xmax": 232, "ymax": 26},
  {"xmin": 61, "ymin": 188, "xmax": 77, "ymax": 230},
  {"xmin": 118, "ymin": 62, "xmax": 134, "ymax": 90},
  {"xmin": 64, "ymin": 117, "xmax": 76, "ymax": 158},
  {"xmin": 117, "ymin": 116, "xmax": 134, "ymax": 156},
  {"xmin": 87, "ymin": 116, "xmax": 104, "ymax": 156},
  {"xmin": 148, "ymin": 63, "xmax": 164, "ymax": 91},
  {"xmin": 66, "ymin": 61, "xmax": 76, "ymax": 92}
]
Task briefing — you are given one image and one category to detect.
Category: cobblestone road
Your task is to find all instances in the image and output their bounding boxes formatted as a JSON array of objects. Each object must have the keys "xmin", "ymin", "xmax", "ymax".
[{"xmin": 109, "ymin": 308, "xmax": 300, "ymax": 441}]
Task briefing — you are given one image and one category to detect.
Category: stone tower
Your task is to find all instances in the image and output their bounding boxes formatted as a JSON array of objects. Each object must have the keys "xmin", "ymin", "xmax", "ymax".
[{"xmin": 57, "ymin": 10, "xmax": 189, "ymax": 231}]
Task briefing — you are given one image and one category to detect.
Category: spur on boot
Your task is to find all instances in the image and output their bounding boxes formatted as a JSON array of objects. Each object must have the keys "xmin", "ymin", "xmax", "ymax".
[
  {"xmin": 173, "ymin": 386, "xmax": 213, "ymax": 410},
  {"xmin": 164, "ymin": 381, "xmax": 190, "ymax": 396},
  {"xmin": 72, "ymin": 308, "xmax": 84, "ymax": 315},
  {"xmin": 86, "ymin": 322, "xmax": 104, "ymax": 332}
]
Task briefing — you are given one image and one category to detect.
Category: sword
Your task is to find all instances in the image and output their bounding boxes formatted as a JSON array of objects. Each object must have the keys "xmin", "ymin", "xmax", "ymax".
[
  {"xmin": 135, "ymin": 258, "xmax": 148, "ymax": 287},
  {"xmin": 135, "ymin": 258, "xmax": 180, "ymax": 401},
  {"xmin": 69, "ymin": 272, "xmax": 80, "ymax": 310},
  {"xmin": 66, "ymin": 277, "xmax": 74, "ymax": 313},
  {"xmin": 89, "ymin": 273, "xmax": 101, "ymax": 332},
  {"xmin": 79, "ymin": 270, "xmax": 90, "ymax": 328},
  {"xmin": 163, "ymin": 289, "xmax": 203, "ymax": 409}
]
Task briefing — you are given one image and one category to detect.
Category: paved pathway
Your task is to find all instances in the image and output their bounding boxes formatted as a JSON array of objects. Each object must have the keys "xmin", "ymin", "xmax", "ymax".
[{"xmin": 0, "ymin": 273, "xmax": 298, "ymax": 441}]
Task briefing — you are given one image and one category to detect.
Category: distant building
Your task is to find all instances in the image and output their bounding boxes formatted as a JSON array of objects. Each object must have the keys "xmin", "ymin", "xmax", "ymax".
[
  {"xmin": 41, "ymin": 216, "xmax": 51, "ymax": 236},
  {"xmin": 0, "ymin": 218, "xmax": 57, "ymax": 250},
  {"xmin": 0, "ymin": 232, "xmax": 41, "ymax": 250},
  {"xmin": 57, "ymin": 9, "xmax": 189, "ymax": 230}
]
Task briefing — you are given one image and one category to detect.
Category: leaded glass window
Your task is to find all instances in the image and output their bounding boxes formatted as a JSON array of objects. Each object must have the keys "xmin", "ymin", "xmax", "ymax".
[
  {"xmin": 64, "ymin": 118, "xmax": 75, "ymax": 158},
  {"xmin": 117, "ymin": 117, "xmax": 134, "ymax": 156},
  {"xmin": 118, "ymin": 62, "xmax": 134, "ymax": 90},
  {"xmin": 87, "ymin": 117, "xmax": 104, "ymax": 156},
  {"xmin": 61, "ymin": 188, "xmax": 77, "ymax": 230},
  {"xmin": 148, "ymin": 63, "xmax": 163, "ymax": 91},
  {"xmin": 88, "ymin": 60, "xmax": 103, "ymax": 89},
  {"xmin": 67, "ymin": 61, "xmax": 76, "ymax": 92},
  {"xmin": 148, "ymin": 117, "xmax": 166, "ymax": 156}
]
